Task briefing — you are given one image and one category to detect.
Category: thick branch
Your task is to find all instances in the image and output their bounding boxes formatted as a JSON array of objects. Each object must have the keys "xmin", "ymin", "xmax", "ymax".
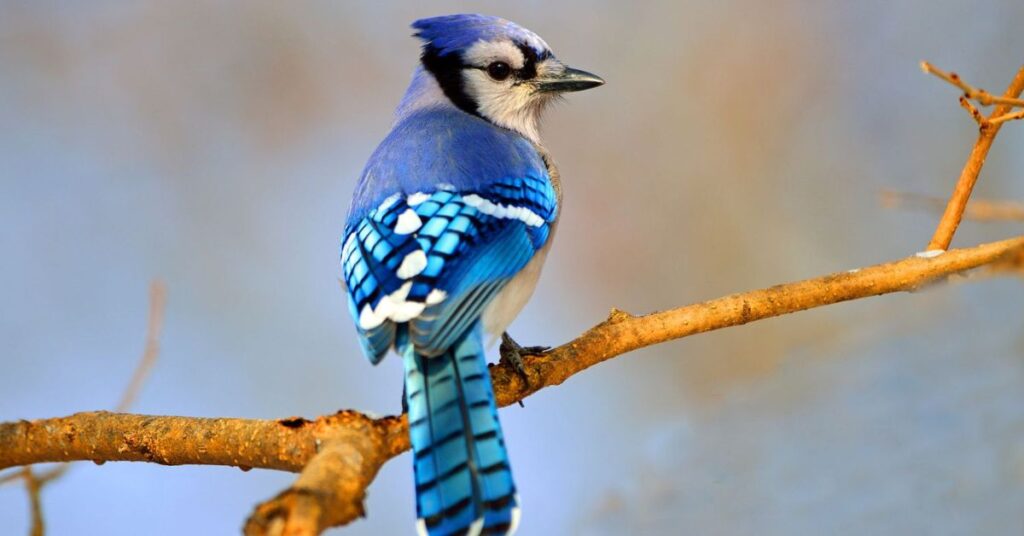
[
  {"xmin": 244, "ymin": 424, "xmax": 405, "ymax": 535},
  {"xmin": 3, "ymin": 235, "xmax": 1024, "ymax": 533},
  {"xmin": 0, "ymin": 411, "xmax": 408, "ymax": 473}
]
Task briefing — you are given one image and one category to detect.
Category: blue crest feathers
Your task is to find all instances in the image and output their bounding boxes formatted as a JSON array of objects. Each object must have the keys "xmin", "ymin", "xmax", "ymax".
[{"xmin": 412, "ymin": 14, "xmax": 549, "ymax": 56}]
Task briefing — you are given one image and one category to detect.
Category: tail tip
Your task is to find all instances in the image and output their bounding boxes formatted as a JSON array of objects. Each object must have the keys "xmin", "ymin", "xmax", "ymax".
[
  {"xmin": 467, "ymin": 517, "xmax": 484, "ymax": 536},
  {"xmin": 509, "ymin": 498, "xmax": 522, "ymax": 534},
  {"xmin": 417, "ymin": 513, "xmax": 515, "ymax": 536}
]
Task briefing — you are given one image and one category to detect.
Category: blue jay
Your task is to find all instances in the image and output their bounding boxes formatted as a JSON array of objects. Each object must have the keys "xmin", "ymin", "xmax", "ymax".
[{"xmin": 341, "ymin": 14, "xmax": 602, "ymax": 536}]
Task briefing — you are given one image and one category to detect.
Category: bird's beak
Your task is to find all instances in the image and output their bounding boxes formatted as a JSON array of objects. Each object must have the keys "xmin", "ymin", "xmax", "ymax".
[{"xmin": 535, "ymin": 66, "xmax": 605, "ymax": 93}]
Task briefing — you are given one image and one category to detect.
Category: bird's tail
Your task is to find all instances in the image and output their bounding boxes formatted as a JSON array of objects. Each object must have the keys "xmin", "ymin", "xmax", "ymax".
[{"xmin": 403, "ymin": 327, "xmax": 519, "ymax": 536}]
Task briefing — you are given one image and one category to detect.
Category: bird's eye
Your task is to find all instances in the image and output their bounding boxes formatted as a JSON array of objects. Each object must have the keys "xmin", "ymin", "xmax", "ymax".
[{"xmin": 486, "ymin": 61, "xmax": 512, "ymax": 81}]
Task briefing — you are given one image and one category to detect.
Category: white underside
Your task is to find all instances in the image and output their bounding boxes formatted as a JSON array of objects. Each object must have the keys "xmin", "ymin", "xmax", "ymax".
[{"xmin": 480, "ymin": 228, "xmax": 555, "ymax": 346}]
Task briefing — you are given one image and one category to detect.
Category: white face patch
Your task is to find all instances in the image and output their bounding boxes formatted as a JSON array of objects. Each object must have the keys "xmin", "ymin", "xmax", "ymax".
[
  {"xmin": 463, "ymin": 39, "xmax": 525, "ymax": 70},
  {"xmin": 462, "ymin": 69, "xmax": 551, "ymax": 143},
  {"xmin": 535, "ymin": 57, "xmax": 564, "ymax": 79},
  {"xmin": 459, "ymin": 40, "xmax": 559, "ymax": 143}
]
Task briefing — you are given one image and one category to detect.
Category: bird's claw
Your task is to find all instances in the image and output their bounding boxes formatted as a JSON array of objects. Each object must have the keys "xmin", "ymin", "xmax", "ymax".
[{"xmin": 499, "ymin": 332, "xmax": 550, "ymax": 401}]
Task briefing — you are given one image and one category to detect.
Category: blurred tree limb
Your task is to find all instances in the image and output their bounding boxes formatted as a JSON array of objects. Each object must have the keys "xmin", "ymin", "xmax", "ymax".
[
  {"xmin": 881, "ymin": 190, "xmax": 1024, "ymax": 222},
  {"xmin": 3, "ymin": 63, "xmax": 1024, "ymax": 536}
]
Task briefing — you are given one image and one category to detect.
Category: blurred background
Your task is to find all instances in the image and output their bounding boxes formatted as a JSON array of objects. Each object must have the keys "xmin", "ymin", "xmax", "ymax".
[{"xmin": 2, "ymin": 1, "xmax": 1024, "ymax": 534}]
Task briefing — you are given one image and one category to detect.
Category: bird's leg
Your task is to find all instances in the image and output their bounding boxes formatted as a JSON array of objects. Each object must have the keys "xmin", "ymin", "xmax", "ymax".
[
  {"xmin": 401, "ymin": 381, "xmax": 409, "ymax": 414},
  {"xmin": 499, "ymin": 332, "xmax": 550, "ymax": 398}
]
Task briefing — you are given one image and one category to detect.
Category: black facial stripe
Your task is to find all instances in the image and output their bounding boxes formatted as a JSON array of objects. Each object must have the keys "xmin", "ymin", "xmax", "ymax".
[
  {"xmin": 419, "ymin": 42, "xmax": 553, "ymax": 117},
  {"xmin": 419, "ymin": 45, "xmax": 481, "ymax": 117},
  {"xmin": 516, "ymin": 43, "xmax": 541, "ymax": 80}
]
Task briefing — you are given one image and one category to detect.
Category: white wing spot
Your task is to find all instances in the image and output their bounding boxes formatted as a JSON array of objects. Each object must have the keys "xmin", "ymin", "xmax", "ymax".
[
  {"xmin": 407, "ymin": 192, "xmax": 431, "ymax": 206},
  {"xmin": 462, "ymin": 194, "xmax": 544, "ymax": 227},
  {"xmin": 391, "ymin": 300, "xmax": 425, "ymax": 323},
  {"xmin": 425, "ymin": 288, "xmax": 447, "ymax": 305},
  {"xmin": 359, "ymin": 302, "xmax": 387, "ymax": 330},
  {"xmin": 395, "ymin": 209, "xmax": 423, "ymax": 235},
  {"xmin": 376, "ymin": 193, "xmax": 401, "ymax": 215},
  {"xmin": 358, "ymin": 281, "xmax": 425, "ymax": 329},
  {"xmin": 391, "ymin": 280, "xmax": 412, "ymax": 301},
  {"xmin": 397, "ymin": 250, "xmax": 427, "ymax": 279}
]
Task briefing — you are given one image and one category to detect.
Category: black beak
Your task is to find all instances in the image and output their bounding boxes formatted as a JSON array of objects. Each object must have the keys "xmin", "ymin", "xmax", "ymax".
[{"xmin": 535, "ymin": 66, "xmax": 605, "ymax": 93}]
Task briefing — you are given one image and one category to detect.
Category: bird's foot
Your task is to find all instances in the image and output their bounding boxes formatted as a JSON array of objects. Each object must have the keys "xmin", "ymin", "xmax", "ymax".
[{"xmin": 499, "ymin": 333, "xmax": 550, "ymax": 405}]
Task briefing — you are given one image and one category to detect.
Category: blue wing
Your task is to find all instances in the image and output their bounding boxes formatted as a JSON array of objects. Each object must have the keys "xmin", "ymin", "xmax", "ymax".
[{"xmin": 341, "ymin": 175, "xmax": 557, "ymax": 363}]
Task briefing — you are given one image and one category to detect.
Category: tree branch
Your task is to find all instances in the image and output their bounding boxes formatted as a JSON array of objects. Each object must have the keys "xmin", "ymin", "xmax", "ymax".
[
  {"xmin": 920, "ymin": 61, "xmax": 1024, "ymax": 108},
  {"xmin": 920, "ymin": 62, "xmax": 1024, "ymax": 252},
  {"xmin": 3, "ymin": 235, "xmax": 1024, "ymax": 533}
]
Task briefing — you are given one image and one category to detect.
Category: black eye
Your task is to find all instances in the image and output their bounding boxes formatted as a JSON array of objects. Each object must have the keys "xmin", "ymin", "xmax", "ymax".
[{"xmin": 486, "ymin": 61, "xmax": 512, "ymax": 81}]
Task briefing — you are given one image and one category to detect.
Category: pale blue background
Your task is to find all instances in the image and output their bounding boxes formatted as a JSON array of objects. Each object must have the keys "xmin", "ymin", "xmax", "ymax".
[{"xmin": 2, "ymin": 2, "xmax": 1024, "ymax": 534}]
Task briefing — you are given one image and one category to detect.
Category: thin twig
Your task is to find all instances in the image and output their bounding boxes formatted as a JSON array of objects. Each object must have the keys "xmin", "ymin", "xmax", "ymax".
[
  {"xmin": 0, "ymin": 469, "xmax": 22, "ymax": 485},
  {"xmin": 921, "ymin": 61, "xmax": 1024, "ymax": 108},
  {"xmin": 958, "ymin": 96, "xmax": 985, "ymax": 125},
  {"xmin": 988, "ymin": 109, "xmax": 1024, "ymax": 126},
  {"xmin": 22, "ymin": 468, "xmax": 43, "ymax": 536},
  {"xmin": 117, "ymin": 280, "xmax": 167, "ymax": 412},
  {"xmin": 922, "ymin": 63, "xmax": 1024, "ymax": 252}
]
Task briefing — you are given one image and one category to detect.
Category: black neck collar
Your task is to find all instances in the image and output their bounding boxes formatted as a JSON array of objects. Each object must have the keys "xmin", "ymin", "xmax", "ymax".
[{"xmin": 419, "ymin": 45, "xmax": 481, "ymax": 118}]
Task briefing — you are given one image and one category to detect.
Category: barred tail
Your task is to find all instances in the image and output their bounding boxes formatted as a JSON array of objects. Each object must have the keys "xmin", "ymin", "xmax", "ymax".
[{"xmin": 403, "ymin": 327, "xmax": 519, "ymax": 536}]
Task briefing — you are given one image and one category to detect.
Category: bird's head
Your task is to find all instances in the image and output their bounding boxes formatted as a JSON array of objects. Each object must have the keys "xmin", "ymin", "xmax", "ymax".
[{"xmin": 412, "ymin": 14, "xmax": 604, "ymax": 142}]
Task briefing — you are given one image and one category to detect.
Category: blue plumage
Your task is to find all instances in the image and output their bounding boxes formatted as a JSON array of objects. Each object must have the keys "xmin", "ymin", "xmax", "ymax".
[
  {"xmin": 340, "ymin": 13, "xmax": 601, "ymax": 535},
  {"xmin": 347, "ymin": 108, "xmax": 548, "ymax": 223},
  {"xmin": 411, "ymin": 14, "xmax": 549, "ymax": 59},
  {"xmin": 404, "ymin": 325, "xmax": 516, "ymax": 535}
]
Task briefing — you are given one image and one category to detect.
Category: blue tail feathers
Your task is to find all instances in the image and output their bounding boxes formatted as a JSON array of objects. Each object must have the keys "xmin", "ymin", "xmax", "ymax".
[{"xmin": 403, "ymin": 325, "xmax": 519, "ymax": 535}]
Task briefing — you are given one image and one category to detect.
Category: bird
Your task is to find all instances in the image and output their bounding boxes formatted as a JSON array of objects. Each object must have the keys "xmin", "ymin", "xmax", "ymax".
[{"xmin": 340, "ymin": 14, "xmax": 603, "ymax": 536}]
